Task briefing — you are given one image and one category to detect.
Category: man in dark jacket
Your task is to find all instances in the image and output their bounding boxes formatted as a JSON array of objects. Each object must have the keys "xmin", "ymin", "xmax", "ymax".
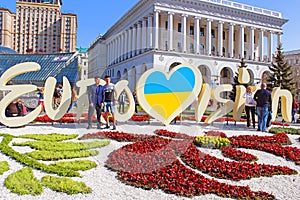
[
  {"xmin": 254, "ymin": 83, "xmax": 272, "ymax": 132},
  {"xmin": 87, "ymin": 76, "xmax": 104, "ymax": 129}
]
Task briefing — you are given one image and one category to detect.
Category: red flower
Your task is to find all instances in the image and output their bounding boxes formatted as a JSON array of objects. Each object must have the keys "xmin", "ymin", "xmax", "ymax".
[{"xmin": 79, "ymin": 129, "xmax": 299, "ymax": 199}]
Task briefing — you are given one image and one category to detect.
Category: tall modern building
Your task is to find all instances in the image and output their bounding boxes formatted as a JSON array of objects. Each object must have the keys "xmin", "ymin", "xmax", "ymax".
[
  {"xmin": 88, "ymin": 0, "xmax": 288, "ymax": 90},
  {"xmin": 0, "ymin": 0, "xmax": 77, "ymax": 54}
]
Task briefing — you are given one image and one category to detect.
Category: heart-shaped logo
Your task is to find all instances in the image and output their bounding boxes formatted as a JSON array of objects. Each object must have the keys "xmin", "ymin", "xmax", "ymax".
[{"xmin": 136, "ymin": 64, "xmax": 202, "ymax": 125}]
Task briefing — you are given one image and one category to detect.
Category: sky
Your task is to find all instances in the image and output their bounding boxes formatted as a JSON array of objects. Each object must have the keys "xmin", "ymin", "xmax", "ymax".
[{"xmin": 1, "ymin": 0, "xmax": 299, "ymax": 51}]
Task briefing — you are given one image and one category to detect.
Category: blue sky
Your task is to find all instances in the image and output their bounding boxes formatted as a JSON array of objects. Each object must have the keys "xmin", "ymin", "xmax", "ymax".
[{"xmin": 1, "ymin": 0, "xmax": 299, "ymax": 51}]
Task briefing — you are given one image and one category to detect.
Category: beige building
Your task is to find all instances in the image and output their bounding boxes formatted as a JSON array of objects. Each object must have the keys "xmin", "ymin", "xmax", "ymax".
[
  {"xmin": 89, "ymin": 0, "xmax": 288, "ymax": 91},
  {"xmin": 76, "ymin": 47, "xmax": 88, "ymax": 81},
  {"xmin": 0, "ymin": 0, "xmax": 77, "ymax": 54},
  {"xmin": 285, "ymin": 50, "xmax": 300, "ymax": 101}
]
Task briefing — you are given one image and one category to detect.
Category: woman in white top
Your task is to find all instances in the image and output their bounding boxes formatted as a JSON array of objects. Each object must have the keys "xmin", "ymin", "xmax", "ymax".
[{"xmin": 243, "ymin": 86, "xmax": 256, "ymax": 128}]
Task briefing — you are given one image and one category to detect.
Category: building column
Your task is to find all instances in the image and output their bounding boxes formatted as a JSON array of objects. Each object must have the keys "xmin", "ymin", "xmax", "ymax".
[
  {"xmin": 110, "ymin": 41, "xmax": 113, "ymax": 64},
  {"xmin": 124, "ymin": 31, "xmax": 128, "ymax": 59},
  {"xmin": 154, "ymin": 10, "xmax": 160, "ymax": 50},
  {"xmin": 110, "ymin": 42, "xmax": 114, "ymax": 64},
  {"xmin": 182, "ymin": 14, "xmax": 188, "ymax": 53},
  {"xmin": 268, "ymin": 31, "xmax": 273, "ymax": 62},
  {"xmin": 120, "ymin": 33, "xmax": 125, "ymax": 61},
  {"xmin": 142, "ymin": 18, "xmax": 147, "ymax": 53},
  {"xmin": 137, "ymin": 22, "xmax": 142, "ymax": 54},
  {"xmin": 113, "ymin": 37, "xmax": 117, "ymax": 64},
  {"xmin": 113, "ymin": 39, "xmax": 116, "ymax": 64},
  {"xmin": 115, "ymin": 37, "xmax": 118, "ymax": 63},
  {"xmin": 194, "ymin": 17, "xmax": 200, "ymax": 54},
  {"xmin": 147, "ymin": 15, "xmax": 153, "ymax": 49},
  {"xmin": 249, "ymin": 27, "xmax": 255, "ymax": 60},
  {"xmin": 116, "ymin": 38, "xmax": 119, "ymax": 62},
  {"xmin": 118, "ymin": 36, "xmax": 121, "ymax": 62},
  {"xmin": 107, "ymin": 43, "xmax": 110, "ymax": 66},
  {"xmin": 168, "ymin": 12, "xmax": 174, "ymax": 51},
  {"xmin": 218, "ymin": 21, "xmax": 223, "ymax": 56},
  {"xmin": 239, "ymin": 25, "xmax": 245, "ymax": 59},
  {"xmin": 127, "ymin": 28, "xmax": 132, "ymax": 58},
  {"xmin": 229, "ymin": 23, "xmax": 234, "ymax": 58},
  {"xmin": 111, "ymin": 39, "xmax": 114, "ymax": 64},
  {"xmin": 277, "ymin": 32, "xmax": 282, "ymax": 47},
  {"xmin": 132, "ymin": 25, "xmax": 137, "ymax": 56},
  {"xmin": 206, "ymin": 19, "xmax": 212, "ymax": 55},
  {"xmin": 259, "ymin": 29, "xmax": 264, "ymax": 61}
]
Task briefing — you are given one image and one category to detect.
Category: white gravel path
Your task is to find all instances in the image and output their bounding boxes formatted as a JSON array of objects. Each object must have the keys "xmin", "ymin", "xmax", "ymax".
[{"xmin": 0, "ymin": 121, "xmax": 299, "ymax": 200}]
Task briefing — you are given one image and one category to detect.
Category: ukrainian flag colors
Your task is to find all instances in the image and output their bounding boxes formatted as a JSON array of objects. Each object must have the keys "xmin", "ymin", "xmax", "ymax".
[
  {"xmin": 144, "ymin": 92, "xmax": 191, "ymax": 119},
  {"xmin": 144, "ymin": 67, "xmax": 196, "ymax": 119}
]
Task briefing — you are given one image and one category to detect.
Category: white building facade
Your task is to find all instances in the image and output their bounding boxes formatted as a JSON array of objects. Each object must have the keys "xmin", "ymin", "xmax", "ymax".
[{"xmin": 88, "ymin": 0, "xmax": 287, "ymax": 90}]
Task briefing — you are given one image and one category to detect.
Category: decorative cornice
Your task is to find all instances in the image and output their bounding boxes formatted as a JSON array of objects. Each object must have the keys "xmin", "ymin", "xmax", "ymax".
[{"xmin": 154, "ymin": 1, "xmax": 287, "ymax": 29}]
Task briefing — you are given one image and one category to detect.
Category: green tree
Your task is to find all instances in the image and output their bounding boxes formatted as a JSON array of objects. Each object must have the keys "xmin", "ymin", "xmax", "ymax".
[
  {"xmin": 267, "ymin": 44, "xmax": 294, "ymax": 94},
  {"xmin": 229, "ymin": 58, "xmax": 249, "ymax": 101}
]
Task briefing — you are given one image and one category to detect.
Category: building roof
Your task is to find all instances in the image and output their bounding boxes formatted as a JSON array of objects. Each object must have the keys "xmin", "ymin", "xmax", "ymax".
[
  {"xmin": 0, "ymin": 53, "xmax": 79, "ymax": 84},
  {"xmin": 76, "ymin": 47, "xmax": 88, "ymax": 53},
  {"xmin": 284, "ymin": 50, "xmax": 300, "ymax": 56},
  {"xmin": 0, "ymin": 46, "xmax": 18, "ymax": 54}
]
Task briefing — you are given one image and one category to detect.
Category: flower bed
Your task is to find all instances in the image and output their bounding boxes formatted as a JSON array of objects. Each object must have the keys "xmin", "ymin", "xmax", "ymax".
[
  {"xmin": 0, "ymin": 161, "xmax": 9, "ymax": 175},
  {"xmin": 221, "ymin": 146, "xmax": 258, "ymax": 162},
  {"xmin": 154, "ymin": 129, "xmax": 193, "ymax": 139},
  {"xmin": 80, "ymin": 129, "xmax": 298, "ymax": 199},
  {"xmin": 229, "ymin": 133, "xmax": 300, "ymax": 163},
  {"xmin": 205, "ymin": 130, "xmax": 228, "ymax": 138},
  {"xmin": 0, "ymin": 133, "xmax": 110, "ymax": 196},
  {"xmin": 117, "ymin": 161, "xmax": 274, "ymax": 199},
  {"xmin": 269, "ymin": 127, "xmax": 300, "ymax": 135},
  {"xmin": 130, "ymin": 115, "xmax": 150, "ymax": 121},
  {"xmin": 229, "ymin": 132, "xmax": 291, "ymax": 145},
  {"xmin": 194, "ymin": 136, "xmax": 230, "ymax": 148},
  {"xmin": 5, "ymin": 168, "xmax": 42, "ymax": 195},
  {"xmin": 181, "ymin": 143, "xmax": 296, "ymax": 181},
  {"xmin": 79, "ymin": 131, "xmax": 151, "ymax": 142},
  {"xmin": 34, "ymin": 113, "xmax": 114, "ymax": 123}
]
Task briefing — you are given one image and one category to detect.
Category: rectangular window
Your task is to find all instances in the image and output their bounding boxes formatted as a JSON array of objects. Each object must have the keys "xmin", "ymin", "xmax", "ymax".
[
  {"xmin": 200, "ymin": 28, "xmax": 204, "ymax": 36},
  {"xmin": 223, "ymin": 31, "xmax": 226, "ymax": 40},
  {"xmin": 165, "ymin": 21, "xmax": 168, "ymax": 30},
  {"xmin": 211, "ymin": 29, "xmax": 215, "ymax": 38},
  {"xmin": 244, "ymin": 34, "xmax": 247, "ymax": 42},
  {"xmin": 190, "ymin": 26, "xmax": 194, "ymax": 35},
  {"xmin": 178, "ymin": 23, "xmax": 182, "ymax": 32}
]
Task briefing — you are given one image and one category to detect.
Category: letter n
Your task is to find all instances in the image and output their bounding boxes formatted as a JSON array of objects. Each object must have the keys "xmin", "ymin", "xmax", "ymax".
[{"xmin": 271, "ymin": 87, "xmax": 293, "ymax": 122}]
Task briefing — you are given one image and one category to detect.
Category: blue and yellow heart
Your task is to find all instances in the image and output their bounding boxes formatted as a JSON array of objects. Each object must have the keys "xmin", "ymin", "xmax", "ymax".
[{"xmin": 143, "ymin": 67, "xmax": 196, "ymax": 120}]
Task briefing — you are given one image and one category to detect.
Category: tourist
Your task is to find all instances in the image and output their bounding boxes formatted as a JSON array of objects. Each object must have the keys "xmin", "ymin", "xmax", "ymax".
[
  {"xmin": 53, "ymin": 84, "xmax": 62, "ymax": 109},
  {"xmin": 292, "ymin": 97, "xmax": 299, "ymax": 123},
  {"xmin": 67, "ymin": 87, "xmax": 78, "ymax": 113},
  {"xmin": 243, "ymin": 86, "xmax": 256, "ymax": 129},
  {"xmin": 132, "ymin": 90, "xmax": 139, "ymax": 113},
  {"xmin": 254, "ymin": 83, "xmax": 272, "ymax": 132},
  {"xmin": 118, "ymin": 91, "xmax": 126, "ymax": 113},
  {"xmin": 37, "ymin": 87, "xmax": 45, "ymax": 112},
  {"xmin": 5, "ymin": 101, "xmax": 19, "ymax": 117},
  {"xmin": 103, "ymin": 75, "xmax": 117, "ymax": 130},
  {"xmin": 17, "ymin": 99, "xmax": 27, "ymax": 116},
  {"xmin": 266, "ymin": 87, "xmax": 273, "ymax": 128},
  {"xmin": 87, "ymin": 76, "xmax": 104, "ymax": 129}
]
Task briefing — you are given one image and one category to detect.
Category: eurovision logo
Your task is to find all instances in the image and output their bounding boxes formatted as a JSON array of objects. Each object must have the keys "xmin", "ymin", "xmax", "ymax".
[{"xmin": 0, "ymin": 62, "xmax": 293, "ymax": 127}]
